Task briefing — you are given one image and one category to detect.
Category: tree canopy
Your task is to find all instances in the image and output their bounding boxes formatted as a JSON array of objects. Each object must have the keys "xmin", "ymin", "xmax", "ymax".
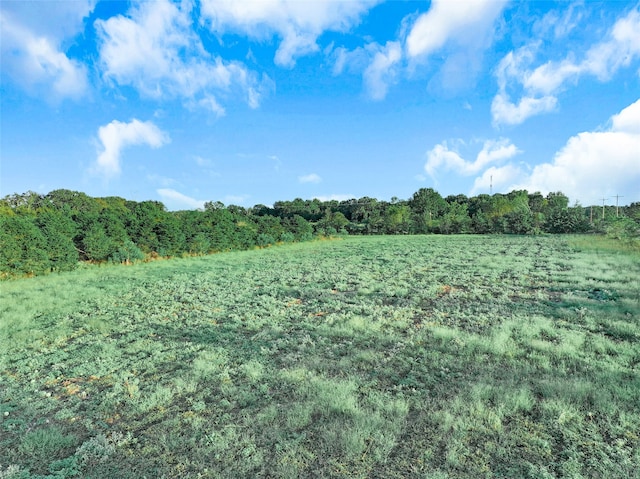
[{"xmin": 1, "ymin": 188, "xmax": 637, "ymax": 278}]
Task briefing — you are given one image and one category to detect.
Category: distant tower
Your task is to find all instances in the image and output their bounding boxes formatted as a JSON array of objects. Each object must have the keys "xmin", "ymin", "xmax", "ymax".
[{"xmin": 490, "ymin": 175, "xmax": 493, "ymax": 195}]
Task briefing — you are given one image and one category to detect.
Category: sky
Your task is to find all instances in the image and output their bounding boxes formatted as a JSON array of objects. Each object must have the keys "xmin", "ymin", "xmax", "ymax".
[{"xmin": 1, "ymin": 0, "xmax": 639, "ymax": 211}]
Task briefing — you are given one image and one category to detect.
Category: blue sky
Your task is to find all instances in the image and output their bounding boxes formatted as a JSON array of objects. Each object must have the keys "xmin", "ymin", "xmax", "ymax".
[{"xmin": 1, "ymin": 0, "xmax": 639, "ymax": 210}]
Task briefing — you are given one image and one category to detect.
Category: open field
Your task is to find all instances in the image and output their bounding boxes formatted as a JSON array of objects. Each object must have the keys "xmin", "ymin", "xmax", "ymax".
[{"xmin": 1, "ymin": 235, "xmax": 639, "ymax": 478}]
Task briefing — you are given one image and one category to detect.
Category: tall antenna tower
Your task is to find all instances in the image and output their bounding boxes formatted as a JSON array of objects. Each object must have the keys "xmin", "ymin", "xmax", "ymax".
[{"xmin": 490, "ymin": 175, "xmax": 493, "ymax": 195}]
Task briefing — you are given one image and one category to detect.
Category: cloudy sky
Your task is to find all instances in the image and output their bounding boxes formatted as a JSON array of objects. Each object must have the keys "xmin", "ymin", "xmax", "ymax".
[{"xmin": 1, "ymin": 0, "xmax": 639, "ymax": 210}]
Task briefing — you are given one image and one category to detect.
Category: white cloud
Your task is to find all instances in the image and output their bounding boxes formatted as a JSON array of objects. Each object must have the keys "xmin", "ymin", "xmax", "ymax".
[
  {"xmin": 95, "ymin": 0, "xmax": 269, "ymax": 112},
  {"xmin": 534, "ymin": 3, "xmax": 584, "ymax": 40},
  {"xmin": 425, "ymin": 144, "xmax": 466, "ymax": 178},
  {"xmin": 405, "ymin": 0, "xmax": 507, "ymax": 59},
  {"xmin": 471, "ymin": 164, "xmax": 523, "ymax": 195},
  {"xmin": 425, "ymin": 139, "xmax": 521, "ymax": 177},
  {"xmin": 299, "ymin": 173, "xmax": 322, "ymax": 184},
  {"xmin": 363, "ymin": 41, "xmax": 402, "ymax": 100},
  {"xmin": 491, "ymin": 91, "xmax": 558, "ymax": 127},
  {"xmin": 0, "ymin": 0, "xmax": 94, "ymax": 41},
  {"xmin": 329, "ymin": 0, "xmax": 505, "ymax": 99},
  {"xmin": 200, "ymin": 0, "xmax": 379, "ymax": 68},
  {"xmin": 157, "ymin": 189, "xmax": 205, "ymax": 211},
  {"xmin": 403, "ymin": 0, "xmax": 507, "ymax": 93},
  {"xmin": 493, "ymin": 7, "xmax": 640, "ymax": 126},
  {"xmin": 93, "ymin": 119, "xmax": 170, "ymax": 179},
  {"xmin": 0, "ymin": 2, "xmax": 93, "ymax": 100},
  {"xmin": 330, "ymin": 40, "xmax": 402, "ymax": 100},
  {"xmin": 611, "ymin": 98, "xmax": 640, "ymax": 133},
  {"xmin": 510, "ymin": 99, "xmax": 640, "ymax": 203}
]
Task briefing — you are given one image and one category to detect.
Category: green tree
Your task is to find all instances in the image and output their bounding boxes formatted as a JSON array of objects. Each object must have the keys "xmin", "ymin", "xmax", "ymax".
[
  {"xmin": 545, "ymin": 206, "xmax": 590, "ymax": 233},
  {"xmin": 0, "ymin": 214, "xmax": 51, "ymax": 276},
  {"xmin": 82, "ymin": 222, "xmax": 115, "ymax": 261},
  {"xmin": 384, "ymin": 204, "xmax": 412, "ymax": 234},
  {"xmin": 127, "ymin": 200, "xmax": 177, "ymax": 254},
  {"xmin": 409, "ymin": 188, "xmax": 447, "ymax": 233},
  {"xmin": 287, "ymin": 215, "xmax": 314, "ymax": 242},
  {"xmin": 2, "ymin": 191, "xmax": 46, "ymax": 213},
  {"xmin": 316, "ymin": 210, "xmax": 349, "ymax": 235},
  {"xmin": 545, "ymin": 191, "xmax": 569, "ymax": 211},
  {"xmin": 441, "ymin": 202, "xmax": 471, "ymax": 234},
  {"xmin": 502, "ymin": 191, "xmax": 537, "ymax": 234},
  {"xmin": 256, "ymin": 215, "xmax": 285, "ymax": 243},
  {"xmin": 35, "ymin": 210, "xmax": 78, "ymax": 271},
  {"xmin": 348, "ymin": 197, "xmax": 383, "ymax": 234},
  {"xmin": 207, "ymin": 208, "xmax": 237, "ymax": 251},
  {"xmin": 504, "ymin": 209, "xmax": 535, "ymax": 234}
]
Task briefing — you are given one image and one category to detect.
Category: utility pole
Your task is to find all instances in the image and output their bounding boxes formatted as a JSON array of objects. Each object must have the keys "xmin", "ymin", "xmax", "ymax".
[
  {"xmin": 600, "ymin": 197, "xmax": 609, "ymax": 219},
  {"xmin": 614, "ymin": 195, "xmax": 624, "ymax": 217}
]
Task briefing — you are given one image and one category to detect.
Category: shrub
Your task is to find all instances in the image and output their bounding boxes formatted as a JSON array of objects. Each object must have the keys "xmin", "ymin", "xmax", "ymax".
[
  {"xmin": 109, "ymin": 240, "xmax": 145, "ymax": 264},
  {"xmin": 280, "ymin": 232, "xmax": 295, "ymax": 243},
  {"xmin": 256, "ymin": 233, "xmax": 275, "ymax": 247}
]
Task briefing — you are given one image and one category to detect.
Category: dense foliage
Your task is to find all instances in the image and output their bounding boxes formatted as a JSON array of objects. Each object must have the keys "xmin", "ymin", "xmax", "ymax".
[
  {"xmin": 1, "ymin": 188, "xmax": 638, "ymax": 277},
  {"xmin": 1, "ymin": 236, "xmax": 638, "ymax": 477}
]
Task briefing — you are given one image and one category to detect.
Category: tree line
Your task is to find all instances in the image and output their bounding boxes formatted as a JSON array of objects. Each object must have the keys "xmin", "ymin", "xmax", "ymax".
[{"xmin": 1, "ymin": 188, "xmax": 638, "ymax": 278}]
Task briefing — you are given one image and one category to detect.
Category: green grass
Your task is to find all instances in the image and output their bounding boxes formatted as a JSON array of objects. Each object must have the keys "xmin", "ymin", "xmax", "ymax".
[{"xmin": 1, "ymin": 235, "xmax": 639, "ymax": 478}]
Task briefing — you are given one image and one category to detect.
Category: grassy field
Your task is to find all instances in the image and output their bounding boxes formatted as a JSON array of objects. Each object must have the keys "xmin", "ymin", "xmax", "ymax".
[{"xmin": 1, "ymin": 235, "xmax": 639, "ymax": 478}]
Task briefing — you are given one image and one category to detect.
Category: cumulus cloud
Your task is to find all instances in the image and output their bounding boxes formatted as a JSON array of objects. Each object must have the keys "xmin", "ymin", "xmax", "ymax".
[
  {"xmin": 425, "ymin": 139, "xmax": 521, "ymax": 178},
  {"xmin": 200, "ymin": 0, "xmax": 379, "ymax": 68},
  {"xmin": 402, "ymin": 0, "xmax": 508, "ymax": 93},
  {"xmin": 96, "ymin": 0, "xmax": 270, "ymax": 113},
  {"xmin": 405, "ymin": 0, "xmax": 507, "ymax": 59},
  {"xmin": 510, "ymin": 99, "xmax": 640, "ymax": 203},
  {"xmin": 157, "ymin": 188, "xmax": 205, "ymax": 211},
  {"xmin": 329, "ymin": 0, "xmax": 505, "ymax": 99},
  {"xmin": 299, "ymin": 173, "xmax": 322, "ymax": 184},
  {"xmin": 0, "ymin": 1, "xmax": 93, "ymax": 100},
  {"xmin": 493, "ymin": 7, "xmax": 640, "ymax": 126},
  {"xmin": 93, "ymin": 119, "xmax": 170, "ymax": 179}
]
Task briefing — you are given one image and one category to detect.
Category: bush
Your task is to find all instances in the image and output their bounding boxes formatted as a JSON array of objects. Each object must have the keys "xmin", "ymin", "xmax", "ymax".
[
  {"xmin": 109, "ymin": 240, "xmax": 145, "ymax": 264},
  {"xmin": 606, "ymin": 217, "xmax": 639, "ymax": 240},
  {"xmin": 606, "ymin": 217, "xmax": 640, "ymax": 250},
  {"xmin": 187, "ymin": 233, "xmax": 211, "ymax": 255},
  {"xmin": 280, "ymin": 232, "xmax": 295, "ymax": 243},
  {"xmin": 256, "ymin": 233, "xmax": 275, "ymax": 247}
]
